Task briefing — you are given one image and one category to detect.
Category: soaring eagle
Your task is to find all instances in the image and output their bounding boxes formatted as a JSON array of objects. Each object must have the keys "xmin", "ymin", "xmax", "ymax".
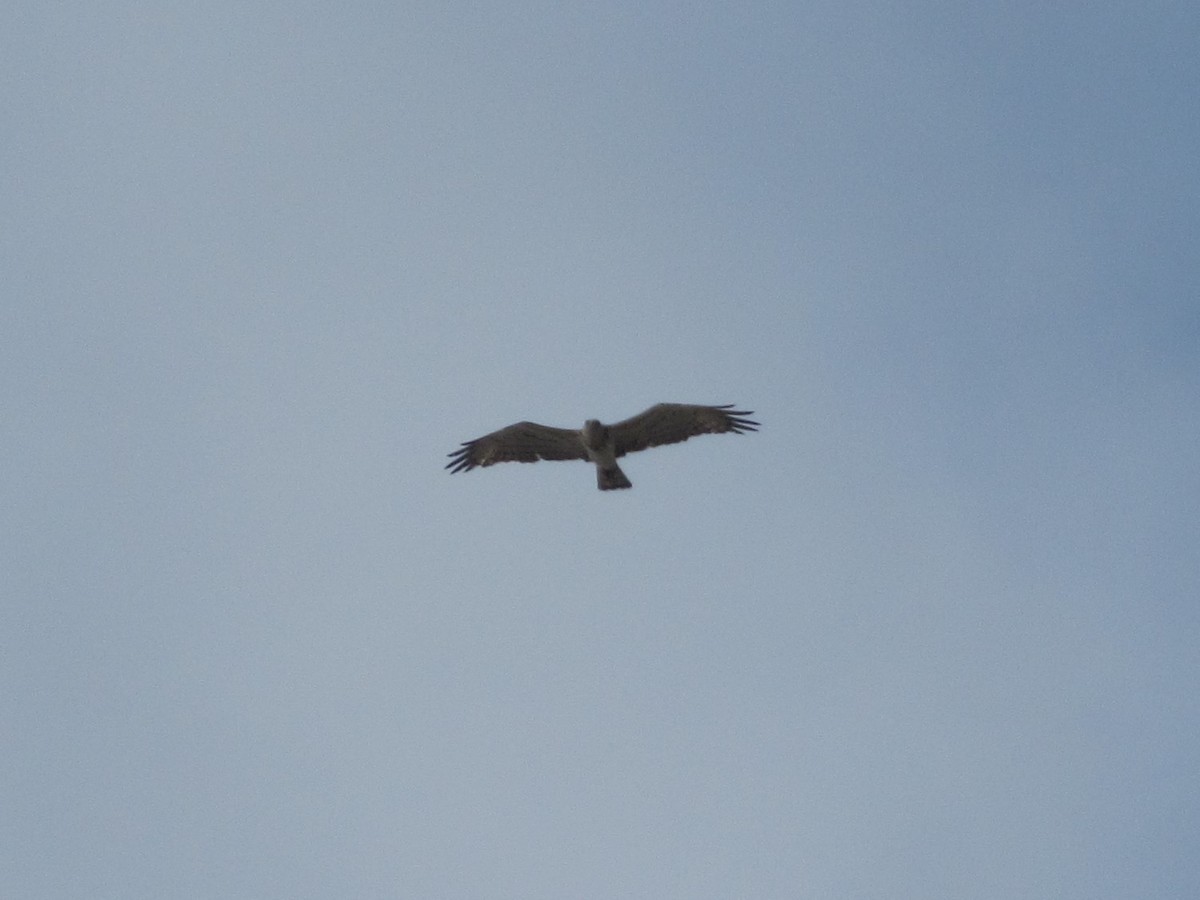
[{"xmin": 446, "ymin": 403, "xmax": 759, "ymax": 490}]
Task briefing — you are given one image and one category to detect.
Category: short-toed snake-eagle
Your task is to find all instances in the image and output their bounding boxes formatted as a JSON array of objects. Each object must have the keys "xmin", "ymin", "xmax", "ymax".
[{"xmin": 447, "ymin": 403, "xmax": 759, "ymax": 490}]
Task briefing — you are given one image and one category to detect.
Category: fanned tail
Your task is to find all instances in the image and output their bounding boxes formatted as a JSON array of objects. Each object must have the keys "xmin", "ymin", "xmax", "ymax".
[{"xmin": 597, "ymin": 464, "xmax": 632, "ymax": 491}]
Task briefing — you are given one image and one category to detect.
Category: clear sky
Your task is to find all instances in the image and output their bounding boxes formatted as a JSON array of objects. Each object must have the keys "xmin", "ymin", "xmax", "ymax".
[{"xmin": 4, "ymin": 3, "xmax": 1198, "ymax": 898}]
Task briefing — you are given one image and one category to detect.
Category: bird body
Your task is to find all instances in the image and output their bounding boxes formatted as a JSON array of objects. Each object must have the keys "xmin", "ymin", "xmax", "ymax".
[
  {"xmin": 580, "ymin": 419, "xmax": 633, "ymax": 490},
  {"xmin": 446, "ymin": 403, "xmax": 758, "ymax": 490}
]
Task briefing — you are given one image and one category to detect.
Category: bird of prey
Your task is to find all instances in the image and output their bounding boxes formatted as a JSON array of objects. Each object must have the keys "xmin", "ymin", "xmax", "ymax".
[{"xmin": 446, "ymin": 403, "xmax": 759, "ymax": 490}]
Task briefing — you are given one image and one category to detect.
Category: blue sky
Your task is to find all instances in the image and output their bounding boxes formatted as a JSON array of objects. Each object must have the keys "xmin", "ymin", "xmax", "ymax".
[{"xmin": 4, "ymin": 3, "xmax": 1198, "ymax": 897}]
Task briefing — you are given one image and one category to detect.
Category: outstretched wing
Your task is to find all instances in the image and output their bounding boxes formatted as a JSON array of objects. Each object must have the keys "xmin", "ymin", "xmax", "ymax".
[
  {"xmin": 446, "ymin": 421, "xmax": 587, "ymax": 473},
  {"xmin": 610, "ymin": 403, "xmax": 759, "ymax": 457}
]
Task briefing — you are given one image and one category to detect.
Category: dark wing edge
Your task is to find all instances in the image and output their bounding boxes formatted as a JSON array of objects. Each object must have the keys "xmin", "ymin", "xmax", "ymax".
[
  {"xmin": 445, "ymin": 421, "xmax": 587, "ymax": 474},
  {"xmin": 610, "ymin": 403, "xmax": 760, "ymax": 456}
]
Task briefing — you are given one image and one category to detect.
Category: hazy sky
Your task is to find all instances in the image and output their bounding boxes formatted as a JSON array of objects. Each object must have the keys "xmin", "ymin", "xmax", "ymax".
[{"xmin": 4, "ymin": 3, "xmax": 1198, "ymax": 898}]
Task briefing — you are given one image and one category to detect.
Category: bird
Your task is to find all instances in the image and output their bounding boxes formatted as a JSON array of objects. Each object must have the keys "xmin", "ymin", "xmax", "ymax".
[{"xmin": 446, "ymin": 403, "xmax": 759, "ymax": 490}]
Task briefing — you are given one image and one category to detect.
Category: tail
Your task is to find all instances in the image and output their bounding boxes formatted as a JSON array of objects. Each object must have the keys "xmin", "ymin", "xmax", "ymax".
[{"xmin": 597, "ymin": 463, "xmax": 632, "ymax": 491}]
